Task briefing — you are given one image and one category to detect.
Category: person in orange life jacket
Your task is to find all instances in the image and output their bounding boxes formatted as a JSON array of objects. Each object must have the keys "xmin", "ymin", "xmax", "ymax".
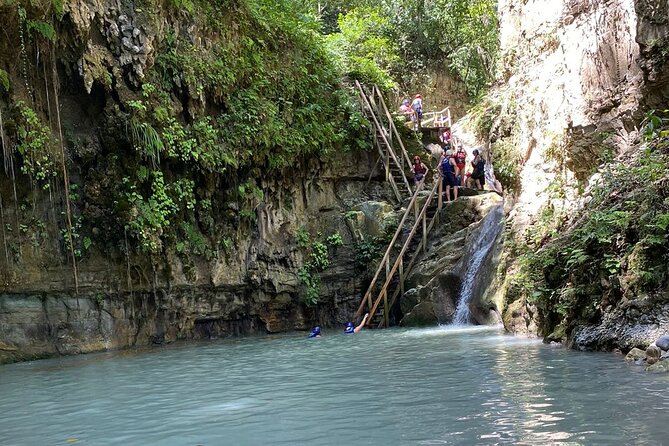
[
  {"xmin": 469, "ymin": 149, "xmax": 485, "ymax": 190},
  {"xmin": 439, "ymin": 149, "xmax": 459, "ymax": 202},
  {"xmin": 411, "ymin": 155, "xmax": 429, "ymax": 186},
  {"xmin": 344, "ymin": 313, "xmax": 369, "ymax": 334},
  {"xmin": 454, "ymin": 144, "xmax": 466, "ymax": 186}
]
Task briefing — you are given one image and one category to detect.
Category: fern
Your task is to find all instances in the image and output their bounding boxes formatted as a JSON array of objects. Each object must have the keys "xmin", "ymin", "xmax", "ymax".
[
  {"xmin": 128, "ymin": 118, "xmax": 164, "ymax": 169},
  {"xmin": 26, "ymin": 20, "xmax": 56, "ymax": 42}
]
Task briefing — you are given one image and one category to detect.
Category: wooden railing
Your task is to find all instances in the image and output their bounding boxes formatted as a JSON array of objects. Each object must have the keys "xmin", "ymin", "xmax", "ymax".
[
  {"xmin": 354, "ymin": 175, "xmax": 444, "ymax": 327},
  {"xmin": 355, "ymin": 81, "xmax": 413, "ymax": 202},
  {"xmin": 421, "ymin": 107, "xmax": 452, "ymax": 129}
]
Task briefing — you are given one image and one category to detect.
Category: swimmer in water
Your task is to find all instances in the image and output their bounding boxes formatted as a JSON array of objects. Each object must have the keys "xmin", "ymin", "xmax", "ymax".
[
  {"xmin": 308, "ymin": 326, "xmax": 321, "ymax": 338},
  {"xmin": 344, "ymin": 313, "xmax": 369, "ymax": 334}
]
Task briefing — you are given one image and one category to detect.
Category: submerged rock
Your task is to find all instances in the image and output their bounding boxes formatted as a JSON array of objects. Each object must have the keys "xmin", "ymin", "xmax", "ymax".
[{"xmin": 645, "ymin": 361, "xmax": 669, "ymax": 373}]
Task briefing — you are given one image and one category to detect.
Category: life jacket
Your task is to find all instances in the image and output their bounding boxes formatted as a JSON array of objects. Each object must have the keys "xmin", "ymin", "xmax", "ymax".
[
  {"xmin": 474, "ymin": 158, "xmax": 485, "ymax": 173},
  {"xmin": 413, "ymin": 163, "xmax": 426, "ymax": 175},
  {"xmin": 455, "ymin": 150, "xmax": 466, "ymax": 165},
  {"xmin": 440, "ymin": 156, "xmax": 453, "ymax": 175}
]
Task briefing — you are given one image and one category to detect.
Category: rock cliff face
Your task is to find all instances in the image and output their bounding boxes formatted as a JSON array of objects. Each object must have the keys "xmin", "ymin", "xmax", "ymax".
[
  {"xmin": 0, "ymin": 0, "xmax": 401, "ymax": 363},
  {"xmin": 0, "ymin": 147, "xmax": 398, "ymax": 364},
  {"xmin": 490, "ymin": 0, "xmax": 669, "ymax": 349},
  {"xmin": 400, "ymin": 193, "xmax": 504, "ymax": 326}
]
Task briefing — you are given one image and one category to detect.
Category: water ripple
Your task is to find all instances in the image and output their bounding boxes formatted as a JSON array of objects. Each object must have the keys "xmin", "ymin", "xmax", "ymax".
[{"xmin": 0, "ymin": 326, "xmax": 668, "ymax": 445}]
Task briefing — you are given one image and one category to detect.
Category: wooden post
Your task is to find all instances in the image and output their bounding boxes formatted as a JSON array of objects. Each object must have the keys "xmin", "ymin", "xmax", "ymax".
[
  {"xmin": 422, "ymin": 208, "xmax": 427, "ymax": 252},
  {"xmin": 385, "ymin": 256, "xmax": 390, "ymax": 279},
  {"xmin": 399, "ymin": 260, "xmax": 404, "ymax": 299},
  {"xmin": 383, "ymin": 290, "xmax": 389, "ymax": 328},
  {"xmin": 437, "ymin": 176, "xmax": 443, "ymax": 224}
]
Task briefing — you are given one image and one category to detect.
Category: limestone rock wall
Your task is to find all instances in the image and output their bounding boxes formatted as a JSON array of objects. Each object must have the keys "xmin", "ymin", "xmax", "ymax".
[
  {"xmin": 0, "ymin": 147, "xmax": 396, "ymax": 364},
  {"xmin": 493, "ymin": 0, "xmax": 669, "ymax": 347}
]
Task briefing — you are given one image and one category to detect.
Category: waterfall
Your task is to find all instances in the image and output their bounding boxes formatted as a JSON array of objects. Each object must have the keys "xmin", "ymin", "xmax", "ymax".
[{"xmin": 453, "ymin": 204, "xmax": 504, "ymax": 325}]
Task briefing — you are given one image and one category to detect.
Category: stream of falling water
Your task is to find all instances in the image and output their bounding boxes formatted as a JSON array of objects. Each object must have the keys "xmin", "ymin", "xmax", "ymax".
[{"xmin": 453, "ymin": 203, "xmax": 504, "ymax": 324}]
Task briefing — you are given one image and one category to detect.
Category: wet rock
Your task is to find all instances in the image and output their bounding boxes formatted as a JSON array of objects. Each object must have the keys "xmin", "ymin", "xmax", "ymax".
[
  {"xmin": 655, "ymin": 335, "xmax": 669, "ymax": 351},
  {"xmin": 400, "ymin": 301, "xmax": 438, "ymax": 327},
  {"xmin": 625, "ymin": 347, "xmax": 647, "ymax": 362},
  {"xmin": 645, "ymin": 361, "xmax": 669, "ymax": 373},
  {"xmin": 0, "ymin": 341, "xmax": 18, "ymax": 352},
  {"xmin": 647, "ymin": 344, "xmax": 661, "ymax": 359}
]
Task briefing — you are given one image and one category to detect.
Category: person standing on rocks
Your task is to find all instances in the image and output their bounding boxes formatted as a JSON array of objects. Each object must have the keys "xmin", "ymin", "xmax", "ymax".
[
  {"xmin": 440, "ymin": 149, "xmax": 459, "ymax": 202},
  {"xmin": 454, "ymin": 144, "xmax": 467, "ymax": 187},
  {"xmin": 469, "ymin": 149, "xmax": 485, "ymax": 190},
  {"xmin": 345, "ymin": 313, "xmax": 369, "ymax": 334},
  {"xmin": 440, "ymin": 127, "xmax": 452, "ymax": 151},
  {"xmin": 411, "ymin": 155, "xmax": 429, "ymax": 187}
]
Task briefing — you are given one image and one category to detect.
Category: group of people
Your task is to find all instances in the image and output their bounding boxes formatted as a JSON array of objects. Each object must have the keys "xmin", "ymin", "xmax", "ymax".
[
  {"xmin": 400, "ymin": 94, "xmax": 423, "ymax": 130},
  {"xmin": 438, "ymin": 146, "xmax": 484, "ymax": 200},
  {"xmin": 308, "ymin": 313, "xmax": 369, "ymax": 338},
  {"xmin": 410, "ymin": 138, "xmax": 486, "ymax": 201}
]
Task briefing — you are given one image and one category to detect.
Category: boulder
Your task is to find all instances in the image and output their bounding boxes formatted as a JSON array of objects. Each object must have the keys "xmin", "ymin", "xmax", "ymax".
[
  {"xmin": 624, "ymin": 347, "xmax": 646, "ymax": 362},
  {"xmin": 646, "ymin": 361, "xmax": 669, "ymax": 373},
  {"xmin": 400, "ymin": 301, "xmax": 438, "ymax": 326},
  {"xmin": 655, "ymin": 335, "xmax": 669, "ymax": 351},
  {"xmin": 646, "ymin": 344, "xmax": 661, "ymax": 359}
]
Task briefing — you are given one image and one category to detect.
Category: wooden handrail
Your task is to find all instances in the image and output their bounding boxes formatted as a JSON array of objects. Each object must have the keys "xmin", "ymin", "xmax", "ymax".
[
  {"xmin": 383, "ymin": 175, "xmax": 443, "ymax": 322},
  {"xmin": 422, "ymin": 107, "xmax": 452, "ymax": 128},
  {"xmin": 353, "ymin": 180, "xmax": 426, "ymax": 319},
  {"xmin": 371, "ymin": 86, "xmax": 412, "ymax": 195},
  {"xmin": 372, "ymin": 86, "xmax": 414, "ymax": 173},
  {"xmin": 363, "ymin": 179, "xmax": 441, "ymax": 325},
  {"xmin": 354, "ymin": 81, "xmax": 412, "ymax": 200}
]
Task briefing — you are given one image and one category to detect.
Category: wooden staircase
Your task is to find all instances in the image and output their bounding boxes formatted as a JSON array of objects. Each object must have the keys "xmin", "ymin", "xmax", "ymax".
[
  {"xmin": 355, "ymin": 178, "xmax": 445, "ymax": 328},
  {"xmin": 353, "ymin": 82, "xmax": 455, "ymax": 328},
  {"xmin": 355, "ymin": 81, "xmax": 413, "ymax": 203}
]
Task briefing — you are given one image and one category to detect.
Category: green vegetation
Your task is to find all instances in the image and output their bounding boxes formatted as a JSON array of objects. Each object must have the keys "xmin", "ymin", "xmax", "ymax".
[
  {"xmin": 0, "ymin": 0, "xmax": 501, "ymax": 311},
  {"xmin": 295, "ymin": 229, "xmax": 344, "ymax": 305},
  {"xmin": 300, "ymin": 0, "xmax": 499, "ymax": 98},
  {"xmin": 505, "ymin": 111, "xmax": 669, "ymax": 340},
  {"xmin": 12, "ymin": 102, "xmax": 58, "ymax": 189}
]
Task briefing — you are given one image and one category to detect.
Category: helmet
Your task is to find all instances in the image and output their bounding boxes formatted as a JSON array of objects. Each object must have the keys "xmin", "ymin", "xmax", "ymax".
[
  {"xmin": 414, "ymin": 155, "xmax": 421, "ymax": 161},
  {"xmin": 308, "ymin": 326, "xmax": 321, "ymax": 338},
  {"xmin": 344, "ymin": 322, "xmax": 355, "ymax": 334},
  {"xmin": 415, "ymin": 94, "xmax": 422, "ymax": 99},
  {"xmin": 445, "ymin": 149, "xmax": 453, "ymax": 157},
  {"xmin": 402, "ymin": 99, "xmax": 410, "ymax": 105}
]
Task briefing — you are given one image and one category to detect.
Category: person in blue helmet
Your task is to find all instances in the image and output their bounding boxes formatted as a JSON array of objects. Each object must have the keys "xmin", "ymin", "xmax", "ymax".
[
  {"xmin": 308, "ymin": 326, "xmax": 321, "ymax": 338},
  {"xmin": 344, "ymin": 313, "xmax": 369, "ymax": 334}
]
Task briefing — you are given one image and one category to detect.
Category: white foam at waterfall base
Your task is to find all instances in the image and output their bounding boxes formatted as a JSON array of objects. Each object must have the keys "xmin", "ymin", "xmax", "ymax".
[{"xmin": 453, "ymin": 204, "xmax": 504, "ymax": 325}]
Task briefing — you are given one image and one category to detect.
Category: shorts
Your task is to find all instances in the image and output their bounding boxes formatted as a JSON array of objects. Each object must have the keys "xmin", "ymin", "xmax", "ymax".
[
  {"xmin": 443, "ymin": 172, "xmax": 458, "ymax": 187},
  {"xmin": 471, "ymin": 170, "xmax": 484, "ymax": 180},
  {"xmin": 414, "ymin": 173, "xmax": 424, "ymax": 183},
  {"xmin": 455, "ymin": 163, "xmax": 465, "ymax": 172}
]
